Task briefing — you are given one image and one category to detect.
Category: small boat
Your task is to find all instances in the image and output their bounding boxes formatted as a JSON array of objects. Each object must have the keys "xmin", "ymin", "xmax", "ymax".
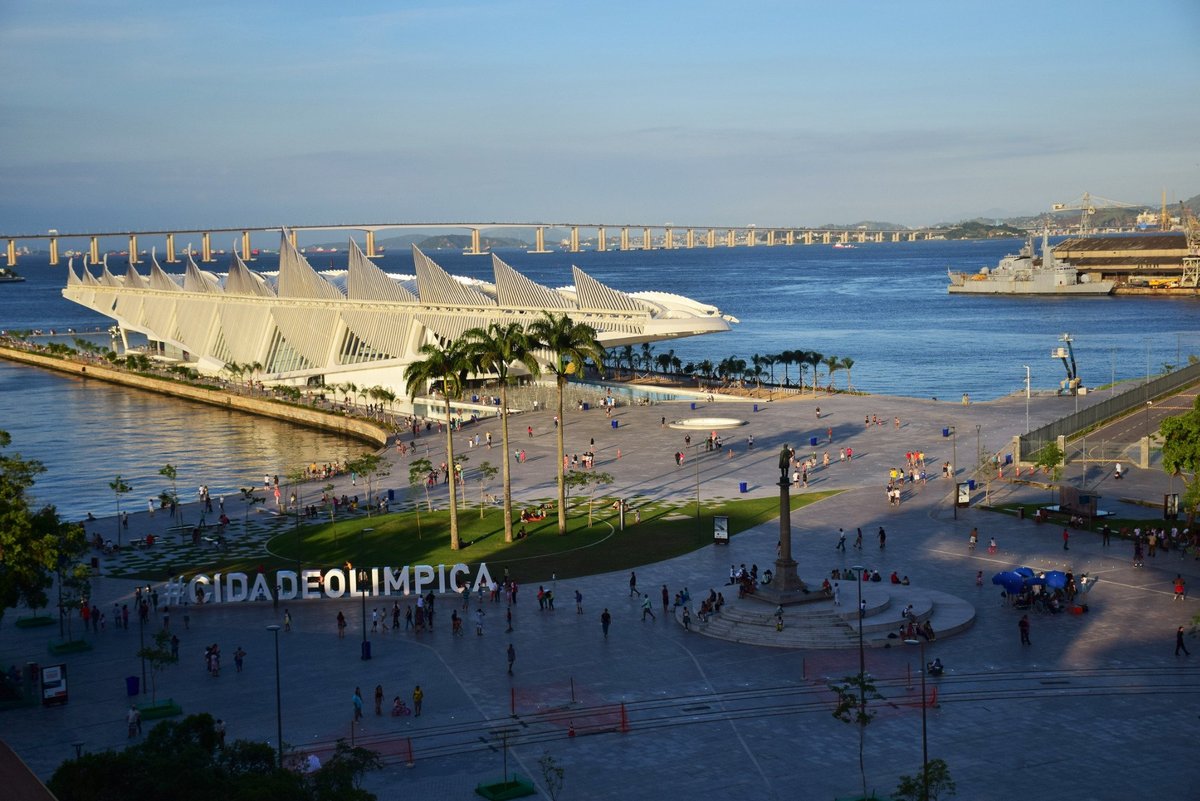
[
  {"xmin": 832, "ymin": 242, "xmax": 856, "ymax": 249},
  {"xmin": 0, "ymin": 267, "xmax": 26, "ymax": 283}
]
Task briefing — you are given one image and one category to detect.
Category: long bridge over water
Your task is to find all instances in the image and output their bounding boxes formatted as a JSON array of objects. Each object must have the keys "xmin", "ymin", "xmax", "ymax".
[{"xmin": 1, "ymin": 221, "xmax": 949, "ymax": 268}]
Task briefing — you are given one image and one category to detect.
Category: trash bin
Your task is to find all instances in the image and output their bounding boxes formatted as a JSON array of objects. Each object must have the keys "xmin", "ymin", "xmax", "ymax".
[
  {"xmin": 1018, "ymin": 506, "xmax": 1025, "ymax": 520},
  {"xmin": 942, "ymin": 428, "xmax": 950, "ymax": 437},
  {"xmin": 753, "ymin": 404, "xmax": 759, "ymax": 412},
  {"xmin": 1004, "ymin": 453, "xmax": 1013, "ymax": 465},
  {"xmin": 387, "ymin": 489, "xmax": 395, "ymax": 501},
  {"xmin": 582, "ymin": 402, "xmax": 589, "ymax": 411},
  {"xmin": 125, "ymin": 676, "xmax": 139, "ymax": 697},
  {"xmin": 809, "ymin": 437, "xmax": 818, "ymax": 447},
  {"xmin": 611, "ymin": 419, "xmax": 618, "ymax": 429},
  {"xmin": 968, "ymin": 479, "xmax": 976, "ymax": 491},
  {"xmin": 739, "ymin": 482, "xmax": 748, "ymax": 493},
  {"xmin": 361, "ymin": 640, "xmax": 372, "ymax": 661},
  {"xmin": 690, "ymin": 402, "xmax": 697, "ymax": 410}
]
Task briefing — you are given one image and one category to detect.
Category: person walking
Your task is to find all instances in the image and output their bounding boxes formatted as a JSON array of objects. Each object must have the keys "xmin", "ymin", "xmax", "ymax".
[
  {"xmin": 412, "ymin": 685, "xmax": 423, "ymax": 716},
  {"xmin": 1174, "ymin": 575, "xmax": 1187, "ymax": 601},
  {"xmin": 352, "ymin": 687, "xmax": 364, "ymax": 721},
  {"xmin": 878, "ymin": 527, "xmax": 887, "ymax": 549},
  {"xmin": 283, "ymin": 609, "xmax": 292, "ymax": 632},
  {"xmin": 337, "ymin": 611, "xmax": 346, "ymax": 638},
  {"xmin": 374, "ymin": 684, "xmax": 384, "ymax": 715},
  {"xmin": 1062, "ymin": 528, "xmax": 1070, "ymax": 551},
  {"xmin": 661, "ymin": 585, "xmax": 670, "ymax": 615},
  {"xmin": 629, "ymin": 571, "xmax": 638, "ymax": 597},
  {"xmin": 233, "ymin": 646, "xmax": 245, "ymax": 672},
  {"xmin": 507, "ymin": 643, "xmax": 516, "ymax": 675},
  {"xmin": 475, "ymin": 608, "xmax": 485, "ymax": 636},
  {"xmin": 682, "ymin": 606, "xmax": 691, "ymax": 631},
  {"xmin": 1176, "ymin": 626, "xmax": 1191, "ymax": 656},
  {"xmin": 836, "ymin": 529, "xmax": 846, "ymax": 551},
  {"xmin": 575, "ymin": 589, "xmax": 583, "ymax": 615},
  {"xmin": 853, "ymin": 528, "xmax": 863, "ymax": 549},
  {"xmin": 601, "ymin": 608, "xmax": 611, "ymax": 638},
  {"xmin": 641, "ymin": 594, "xmax": 656, "ymax": 621},
  {"xmin": 1019, "ymin": 614, "xmax": 1031, "ymax": 645}
]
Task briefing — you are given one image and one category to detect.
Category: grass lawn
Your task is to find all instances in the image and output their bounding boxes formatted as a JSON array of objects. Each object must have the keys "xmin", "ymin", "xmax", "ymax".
[
  {"xmin": 982, "ymin": 500, "xmax": 1183, "ymax": 541},
  {"xmin": 202, "ymin": 491, "xmax": 838, "ymax": 584}
]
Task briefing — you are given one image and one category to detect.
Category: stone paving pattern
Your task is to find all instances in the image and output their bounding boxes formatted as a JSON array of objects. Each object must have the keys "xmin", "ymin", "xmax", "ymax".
[{"xmin": 2, "ymin": 385, "xmax": 1198, "ymax": 800}]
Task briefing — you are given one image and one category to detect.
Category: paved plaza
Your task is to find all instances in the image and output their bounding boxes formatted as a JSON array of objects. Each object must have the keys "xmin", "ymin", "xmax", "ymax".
[{"xmin": 2, "ymin": 386, "xmax": 1198, "ymax": 800}]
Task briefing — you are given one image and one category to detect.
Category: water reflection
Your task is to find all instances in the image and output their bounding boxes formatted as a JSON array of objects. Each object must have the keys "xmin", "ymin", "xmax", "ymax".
[{"xmin": 0, "ymin": 361, "xmax": 364, "ymax": 522}]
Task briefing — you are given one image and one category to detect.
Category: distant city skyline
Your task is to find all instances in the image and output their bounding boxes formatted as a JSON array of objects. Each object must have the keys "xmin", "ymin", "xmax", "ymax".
[{"xmin": 2, "ymin": 0, "xmax": 1198, "ymax": 233}]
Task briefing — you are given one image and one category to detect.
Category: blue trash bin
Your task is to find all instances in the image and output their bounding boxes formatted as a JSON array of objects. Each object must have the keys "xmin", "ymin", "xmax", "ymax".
[
  {"xmin": 387, "ymin": 488, "xmax": 395, "ymax": 501},
  {"xmin": 1005, "ymin": 454, "xmax": 1013, "ymax": 465},
  {"xmin": 810, "ymin": 436, "xmax": 818, "ymax": 447},
  {"xmin": 611, "ymin": 419, "xmax": 618, "ymax": 429},
  {"xmin": 126, "ymin": 676, "xmax": 139, "ymax": 696},
  {"xmin": 753, "ymin": 403, "xmax": 759, "ymax": 412},
  {"xmin": 942, "ymin": 428, "xmax": 950, "ymax": 437},
  {"xmin": 968, "ymin": 479, "xmax": 976, "ymax": 491},
  {"xmin": 691, "ymin": 402, "xmax": 697, "ymax": 410},
  {"xmin": 582, "ymin": 402, "xmax": 589, "ymax": 411},
  {"xmin": 739, "ymin": 482, "xmax": 748, "ymax": 493}
]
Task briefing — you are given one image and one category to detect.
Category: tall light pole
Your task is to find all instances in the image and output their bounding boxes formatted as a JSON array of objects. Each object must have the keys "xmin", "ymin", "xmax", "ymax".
[
  {"xmin": 853, "ymin": 564, "xmax": 865, "ymax": 703},
  {"xmin": 946, "ymin": 426, "xmax": 957, "ymax": 520},
  {"xmin": 1023, "ymin": 366, "xmax": 1031, "ymax": 433},
  {"xmin": 904, "ymin": 637, "xmax": 929, "ymax": 801},
  {"xmin": 267, "ymin": 623, "xmax": 283, "ymax": 768},
  {"xmin": 357, "ymin": 567, "xmax": 371, "ymax": 660}
]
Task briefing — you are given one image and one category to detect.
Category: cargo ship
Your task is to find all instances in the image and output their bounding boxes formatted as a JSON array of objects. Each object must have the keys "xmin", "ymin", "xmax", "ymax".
[{"xmin": 947, "ymin": 232, "xmax": 1114, "ymax": 295}]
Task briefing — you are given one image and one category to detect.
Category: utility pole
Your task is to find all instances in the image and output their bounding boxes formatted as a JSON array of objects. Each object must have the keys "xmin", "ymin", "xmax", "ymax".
[{"xmin": 1024, "ymin": 365, "xmax": 1031, "ymax": 433}]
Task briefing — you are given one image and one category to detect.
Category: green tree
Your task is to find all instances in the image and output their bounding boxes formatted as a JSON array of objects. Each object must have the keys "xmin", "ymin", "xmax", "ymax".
[
  {"xmin": 564, "ymin": 469, "xmax": 614, "ymax": 527},
  {"xmin": 405, "ymin": 339, "xmax": 470, "ymax": 550},
  {"xmin": 345, "ymin": 452, "xmax": 389, "ymax": 518},
  {"xmin": 538, "ymin": 753, "xmax": 566, "ymax": 801},
  {"xmin": 159, "ymin": 464, "xmax": 181, "ymax": 530},
  {"xmin": 474, "ymin": 461, "xmax": 499, "ymax": 519},
  {"xmin": 894, "ymin": 758, "xmax": 957, "ymax": 801},
  {"xmin": 806, "ymin": 351, "xmax": 824, "ymax": 393},
  {"xmin": 526, "ymin": 312, "xmax": 605, "ymax": 535},
  {"xmin": 842, "ymin": 356, "xmax": 856, "ymax": 390},
  {"xmin": 830, "ymin": 672, "xmax": 885, "ymax": 801},
  {"xmin": 1161, "ymin": 395, "xmax": 1200, "ymax": 527},
  {"xmin": 309, "ymin": 740, "xmax": 382, "ymax": 801},
  {"xmin": 109, "ymin": 474, "xmax": 132, "ymax": 546},
  {"xmin": 1033, "ymin": 442, "xmax": 1065, "ymax": 488},
  {"xmin": 463, "ymin": 321, "xmax": 541, "ymax": 543},
  {"xmin": 0, "ymin": 432, "xmax": 87, "ymax": 630},
  {"xmin": 136, "ymin": 628, "xmax": 178, "ymax": 705}
]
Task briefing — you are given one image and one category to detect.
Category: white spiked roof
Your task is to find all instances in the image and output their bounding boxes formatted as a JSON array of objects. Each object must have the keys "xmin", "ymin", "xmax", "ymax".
[
  {"xmin": 571, "ymin": 266, "xmax": 644, "ymax": 312},
  {"xmin": 347, "ymin": 239, "xmax": 417, "ymax": 302},
  {"xmin": 492, "ymin": 254, "xmax": 572, "ymax": 309},
  {"xmin": 413, "ymin": 245, "xmax": 494, "ymax": 306},
  {"xmin": 277, "ymin": 232, "xmax": 343, "ymax": 300}
]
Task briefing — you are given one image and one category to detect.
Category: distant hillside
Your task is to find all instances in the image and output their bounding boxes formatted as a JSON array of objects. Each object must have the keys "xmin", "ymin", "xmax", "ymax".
[
  {"xmin": 414, "ymin": 234, "xmax": 530, "ymax": 250},
  {"xmin": 936, "ymin": 220, "xmax": 1026, "ymax": 239}
]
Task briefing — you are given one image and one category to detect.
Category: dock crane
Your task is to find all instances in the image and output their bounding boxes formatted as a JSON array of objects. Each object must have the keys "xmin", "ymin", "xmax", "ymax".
[
  {"xmin": 1052, "ymin": 333, "xmax": 1081, "ymax": 395},
  {"xmin": 1051, "ymin": 192, "xmax": 1138, "ymax": 234}
]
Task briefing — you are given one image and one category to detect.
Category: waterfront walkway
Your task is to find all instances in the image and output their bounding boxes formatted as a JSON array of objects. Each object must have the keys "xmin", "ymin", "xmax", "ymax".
[{"xmin": 2, "ymin": 387, "xmax": 1197, "ymax": 800}]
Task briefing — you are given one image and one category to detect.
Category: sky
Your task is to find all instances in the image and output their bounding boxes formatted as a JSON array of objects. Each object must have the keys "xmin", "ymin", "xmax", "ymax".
[{"xmin": 2, "ymin": 0, "xmax": 1198, "ymax": 235}]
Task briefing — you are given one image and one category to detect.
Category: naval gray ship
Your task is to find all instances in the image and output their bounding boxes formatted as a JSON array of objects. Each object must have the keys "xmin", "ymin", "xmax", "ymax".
[{"xmin": 947, "ymin": 232, "xmax": 1114, "ymax": 295}]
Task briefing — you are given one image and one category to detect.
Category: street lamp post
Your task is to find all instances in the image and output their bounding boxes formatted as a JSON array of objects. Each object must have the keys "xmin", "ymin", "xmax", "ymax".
[
  {"xmin": 357, "ymin": 567, "xmax": 371, "ymax": 660},
  {"xmin": 1023, "ymin": 365, "xmax": 1031, "ymax": 433},
  {"xmin": 267, "ymin": 624, "xmax": 283, "ymax": 768},
  {"xmin": 853, "ymin": 564, "xmax": 866, "ymax": 708},
  {"xmin": 904, "ymin": 638, "xmax": 929, "ymax": 801},
  {"xmin": 947, "ymin": 426, "xmax": 957, "ymax": 520},
  {"xmin": 138, "ymin": 599, "xmax": 146, "ymax": 694}
]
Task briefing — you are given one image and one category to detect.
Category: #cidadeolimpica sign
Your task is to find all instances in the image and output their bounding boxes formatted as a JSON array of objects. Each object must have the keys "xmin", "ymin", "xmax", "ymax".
[{"xmin": 163, "ymin": 563, "xmax": 494, "ymax": 605}]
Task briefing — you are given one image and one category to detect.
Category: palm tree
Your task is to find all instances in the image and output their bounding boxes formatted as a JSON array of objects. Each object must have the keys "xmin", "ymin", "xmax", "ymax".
[
  {"xmin": 639, "ymin": 342, "xmax": 655, "ymax": 376},
  {"xmin": 698, "ymin": 359, "xmax": 714, "ymax": 379},
  {"xmin": 842, "ymin": 356, "xmax": 855, "ymax": 390},
  {"xmin": 823, "ymin": 354, "xmax": 841, "ymax": 390},
  {"xmin": 620, "ymin": 345, "xmax": 635, "ymax": 379},
  {"xmin": 463, "ymin": 322, "xmax": 540, "ymax": 544},
  {"xmin": 405, "ymin": 339, "xmax": 470, "ymax": 550},
  {"xmin": 806, "ymin": 351, "xmax": 824, "ymax": 394},
  {"xmin": 775, "ymin": 352, "xmax": 792, "ymax": 387},
  {"xmin": 527, "ymin": 312, "xmax": 605, "ymax": 535}
]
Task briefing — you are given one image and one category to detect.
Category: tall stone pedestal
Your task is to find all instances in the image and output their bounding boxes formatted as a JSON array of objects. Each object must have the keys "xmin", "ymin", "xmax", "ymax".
[{"xmin": 754, "ymin": 475, "xmax": 813, "ymax": 606}]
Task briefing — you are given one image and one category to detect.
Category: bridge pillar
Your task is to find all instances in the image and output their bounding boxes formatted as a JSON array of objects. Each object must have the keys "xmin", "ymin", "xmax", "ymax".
[
  {"xmin": 803, "ymin": 231, "xmax": 813, "ymax": 245},
  {"xmin": 855, "ymin": 231, "xmax": 865, "ymax": 244},
  {"xmin": 620, "ymin": 228, "xmax": 629, "ymax": 251},
  {"xmin": 641, "ymin": 228, "xmax": 651, "ymax": 250},
  {"xmin": 202, "ymin": 232, "xmax": 213, "ymax": 263},
  {"xmin": 766, "ymin": 230, "xmax": 775, "ymax": 246},
  {"xmin": 569, "ymin": 227, "xmax": 579, "ymax": 253},
  {"xmin": 875, "ymin": 231, "xmax": 883, "ymax": 243},
  {"xmin": 89, "ymin": 236, "xmax": 100, "ymax": 264},
  {"xmin": 597, "ymin": 227, "xmax": 606, "ymax": 252},
  {"xmin": 242, "ymin": 231, "xmax": 253, "ymax": 260},
  {"xmin": 289, "ymin": 229, "xmax": 298, "ymax": 250},
  {"xmin": 664, "ymin": 228, "xmax": 674, "ymax": 250},
  {"xmin": 686, "ymin": 229, "xmax": 695, "ymax": 249},
  {"xmin": 726, "ymin": 230, "xmax": 736, "ymax": 247},
  {"xmin": 706, "ymin": 229, "xmax": 716, "ymax": 248},
  {"xmin": 908, "ymin": 232, "xmax": 917, "ymax": 242},
  {"xmin": 821, "ymin": 231, "xmax": 831, "ymax": 245},
  {"xmin": 891, "ymin": 231, "xmax": 900, "ymax": 243},
  {"xmin": 469, "ymin": 228, "xmax": 483, "ymax": 255},
  {"xmin": 786, "ymin": 230, "xmax": 794, "ymax": 246},
  {"xmin": 746, "ymin": 229, "xmax": 756, "ymax": 247},
  {"xmin": 531, "ymin": 227, "xmax": 551, "ymax": 253},
  {"xmin": 127, "ymin": 235, "xmax": 140, "ymax": 265},
  {"xmin": 5, "ymin": 239, "xmax": 15, "ymax": 267},
  {"xmin": 365, "ymin": 230, "xmax": 380, "ymax": 258},
  {"xmin": 49, "ymin": 237, "xmax": 59, "ymax": 266},
  {"xmin": 166, "ymin": 233, "xmax": 178, "ymax": 262}
]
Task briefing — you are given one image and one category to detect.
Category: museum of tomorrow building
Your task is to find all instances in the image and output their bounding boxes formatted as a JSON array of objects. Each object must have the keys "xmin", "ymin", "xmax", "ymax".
[{"xmin": 62, "ymin": 232, "xmax": 734, "ymax": 410}]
